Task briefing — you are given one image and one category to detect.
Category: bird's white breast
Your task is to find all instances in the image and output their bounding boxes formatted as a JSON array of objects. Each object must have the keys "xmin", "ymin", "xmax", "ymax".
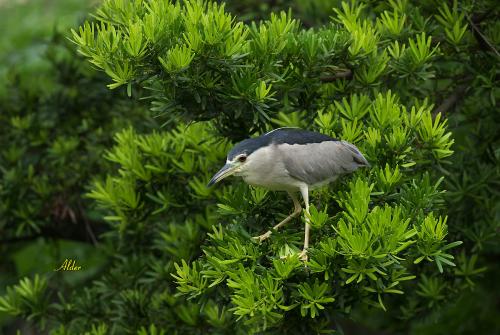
[{"xmin": 240, "ymin": 145, "xmax": 303, "ymax": 191}]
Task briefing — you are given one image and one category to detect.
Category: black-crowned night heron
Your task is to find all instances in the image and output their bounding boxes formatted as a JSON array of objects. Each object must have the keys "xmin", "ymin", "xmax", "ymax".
[{"xmin": 208, "ymin": 128, "xmax": 369, "ymax": 261}]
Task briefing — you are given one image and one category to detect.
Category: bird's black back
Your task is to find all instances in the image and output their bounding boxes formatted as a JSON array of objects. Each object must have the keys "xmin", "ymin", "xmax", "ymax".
[{"xmin": 228, "ymin": 128, "xmax": 338, "ymax": 160}]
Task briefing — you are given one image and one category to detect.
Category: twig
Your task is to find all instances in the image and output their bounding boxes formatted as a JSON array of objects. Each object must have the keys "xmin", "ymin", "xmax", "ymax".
[
  {"xmin": 0, "ymin": 234, "xmax": 42, "ymax": 244},
  {"xmin": 320, "ymin": 69, "xmax": 353, "ymax": 82},
  {"xmin": 78, "ymin": 202, "xmax": 99, "ymax": 246},
  {"xmin": 467, "ymin": 14, "xmax": 500, "ymax": 59},
  {"xmin": 433, "ymin": 83, "xmax": 468, "ymax": 116}
]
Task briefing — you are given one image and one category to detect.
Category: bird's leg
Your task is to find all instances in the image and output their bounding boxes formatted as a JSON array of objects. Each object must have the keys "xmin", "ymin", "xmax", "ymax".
[
  {"xmin": 253, "ymin": 192, "xmax": 302, "ymax": 242},
  {"xmin": 272, "ymin": 192, "xmax": 302, "ymax": 231},
  {"xmin": 298, "ymin": 185, "xmax": 310, "ymax": 262}
]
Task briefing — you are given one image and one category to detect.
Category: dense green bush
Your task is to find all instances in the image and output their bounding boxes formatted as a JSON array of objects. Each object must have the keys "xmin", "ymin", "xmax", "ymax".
[
  {"xmin": 0, "ymin": 34, "xmax": 152, "ymax": 243},
  {"xmin": 1, "ymin": 0, "xmax": 498, "ymax": 334},
  {"xmin": 0, "ymin": 33, "xmax": 153, "ymax": 331}
]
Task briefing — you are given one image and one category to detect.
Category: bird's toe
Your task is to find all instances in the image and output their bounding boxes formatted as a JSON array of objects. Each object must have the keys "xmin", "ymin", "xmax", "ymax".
[
  {"xmin": 253, "ymin": 230, "xmax": 272, "ymax": 242},
  {"xmin": 298, "ymin": 249, "xmax": 308, "ymax": 262},
  {"xmin": 279, "ymin": 249, "xmax": 308, "ymax": 261}
]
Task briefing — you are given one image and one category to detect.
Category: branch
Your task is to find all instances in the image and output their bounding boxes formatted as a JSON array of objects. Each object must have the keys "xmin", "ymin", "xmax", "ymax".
[
  {"xmin": 320, "ymin": 69, "xmax": 353, "ymax": 82},
  {"xmin": 467, "ymin": 14, "xmax": 500, "ymax": 59},
  {"xmin": 433, "ymin": 84, "xmax": 468, "ymax": 116},
  {"xmin": 0, "ymin": 234, "xmax": 42, "ymax": 244},
  {"xmin": 78, "ymin": 201, "xmax": 99, "ymax": 246},
  {"xmin": 337, "ymin": 318, "xmax": 395, "ymax": 335},
  {"xmin": 0, "ymin": 215, "xmax": 104, "ymax": 245},
  {"xmin": 433, "ymin": 76, "xmax": 474, "ymax": 116}
]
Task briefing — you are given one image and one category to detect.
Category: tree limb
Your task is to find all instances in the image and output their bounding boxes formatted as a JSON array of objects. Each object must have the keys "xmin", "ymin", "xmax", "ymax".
[
  {"xmin": 320, "ymin": 69, "xmax": 353, "ymax": 82},
  {"xmin": 0, "ymin": 234, "xmax": 42, "ymax": 244},
  {"xmin": 433, "ymin": 75, "xmax": 474, "ymax": 116},
  {"xmin": 467, "ymin": 14, "xmax": 500, "ymax": 59},
  {"xmin": 433, "ymin": 83, "xmax": 468, "ymax": 116}
]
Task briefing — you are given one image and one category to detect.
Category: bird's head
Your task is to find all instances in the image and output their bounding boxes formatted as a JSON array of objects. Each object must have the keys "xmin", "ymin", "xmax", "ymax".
[
  {"xmin": 208, "ymin": 152, "xmax": 250, "ymax": 186},
  {"xmin": 208, "ymin": 138, "xmax": 261, "ymax": 186}
]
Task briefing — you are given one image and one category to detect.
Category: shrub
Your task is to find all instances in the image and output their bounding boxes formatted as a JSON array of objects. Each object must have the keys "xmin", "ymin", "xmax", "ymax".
[{"xmin": 1, "ymin": 0, "xmax": 498, "ymax": 334}]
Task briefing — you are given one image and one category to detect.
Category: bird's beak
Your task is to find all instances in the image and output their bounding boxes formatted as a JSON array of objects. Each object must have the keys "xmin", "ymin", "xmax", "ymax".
[{"xmin": 208, "ymin": 163, "xmax": 238, "ymax": 187}]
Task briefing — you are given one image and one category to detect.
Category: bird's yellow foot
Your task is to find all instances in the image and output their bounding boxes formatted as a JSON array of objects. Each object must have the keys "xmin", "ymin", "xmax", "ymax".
[
  {"xmin": 280, "ymin": 249, "xmax": 308, "ymax": 262},
  {"xmin": 298, "ymin": 249, "xmax": 308, "ymax": 262},
  {"xmin": 252, "ymin": 230, "xmax": 272, "ymax": 242}
]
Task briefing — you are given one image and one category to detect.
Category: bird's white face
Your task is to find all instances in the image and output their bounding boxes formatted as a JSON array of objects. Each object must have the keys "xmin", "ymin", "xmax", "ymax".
[
  {"xmin": 230, "ymin": 154, "xmax": 250, "ymax": 176},
  {"xmin": 207, "ymin": 153, "xmax": 249, "ymax": 186}
]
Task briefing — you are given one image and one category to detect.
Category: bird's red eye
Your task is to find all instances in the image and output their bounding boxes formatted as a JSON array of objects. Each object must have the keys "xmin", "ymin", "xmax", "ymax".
[{"xmin": 238, "ymin": 156, "xmax": 247, "ymax": 162}]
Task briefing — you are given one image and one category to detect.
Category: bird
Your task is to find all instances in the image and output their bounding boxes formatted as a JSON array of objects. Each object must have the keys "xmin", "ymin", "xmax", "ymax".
[{"xmin": 208, "ymin": 127, "xmax": 370, "ymax": 261}]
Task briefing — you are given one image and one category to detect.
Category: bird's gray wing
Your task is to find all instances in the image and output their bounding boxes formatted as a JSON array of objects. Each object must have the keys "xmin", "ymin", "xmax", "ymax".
[{"xmin": 277, "ymin": 141, "xmax": 369, "ymax": 185}]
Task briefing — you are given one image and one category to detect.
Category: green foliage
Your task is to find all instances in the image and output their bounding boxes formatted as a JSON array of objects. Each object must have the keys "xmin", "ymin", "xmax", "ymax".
[
  {"xmin": 0, "ymin": 275, "xmax": 48, "ymax": 324},
  {"xmin": 57, "ymin": 88, "xmax": 455, "ymax": 333},
  {"xmin": 0, "ymin": 31, "xmax": 151, "ymax": 332},
  {"xmin": 1, "ymin": 0, "xmax": 499, "ymax": 334},
  {"xmin": 0, "ymin": 35, "xmax": 150, "ymax": 243},
  {"xmin": 0, "ymin": 0, "xmax": 95, "ymax": 93}
]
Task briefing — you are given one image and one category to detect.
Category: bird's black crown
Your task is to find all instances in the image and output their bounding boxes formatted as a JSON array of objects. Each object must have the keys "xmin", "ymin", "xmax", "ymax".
[{"xmin": 228, "ymin": 128, "xmax": 338, "ymax": 160}]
